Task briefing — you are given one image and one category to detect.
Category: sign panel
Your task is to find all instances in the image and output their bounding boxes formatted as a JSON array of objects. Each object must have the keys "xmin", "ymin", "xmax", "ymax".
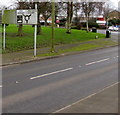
[
  {"xmin": 2, "ymin": 10, "xmax": 16, "ymax": 24},
  {"xmin": 0, "ymin": 10, "xmax": 2, "ymax": 24},
  {"xmin": 2, "ymin": 9, "xmax": 37, "ymax": 25},
  {"xmin": 16, "ymin": 10, "xmax": 37, "ymax": 25}
]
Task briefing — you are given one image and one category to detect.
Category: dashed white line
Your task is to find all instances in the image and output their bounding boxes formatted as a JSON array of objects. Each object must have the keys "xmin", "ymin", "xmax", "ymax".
[
  {"xmin": 30, "ymin": 68, "xmax": 73, "ymax": 80},
  {"xmin": 52, "ymin": 82, "xmax": 118, "ymax": 114},
  {"xmin": 113, "ymin": 56, "xmax": 119, "ymax": 59},
  {"xmin": 15, "ymin": 81, "xmax": 19, "ymax": 84},
  {"xmin": 78, "ymin": 65, "xmax": 82, "ymax": 68},
  {"xmin": 85, "ymin": 58, "xmax": 110, "ymax": 66},
  {"xmin": 0, "ymin": 85, "xmax": 2, "ymax": 88}
]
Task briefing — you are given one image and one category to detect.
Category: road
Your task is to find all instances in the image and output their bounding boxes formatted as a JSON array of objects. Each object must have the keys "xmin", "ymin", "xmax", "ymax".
[
  {"xmin": 98, "ymin": 29, "xmax": 119, "ymax": 42},
  {"xmin": 2, "ymin": 45, "xmax": 118, "ymax": 113},
  {"xmin": 98, "ymin": 29, "xmax": 119, "ymax": 35}
]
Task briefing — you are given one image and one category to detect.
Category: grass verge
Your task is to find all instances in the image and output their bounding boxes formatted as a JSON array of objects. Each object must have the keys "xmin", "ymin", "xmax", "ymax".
[
  {"xmin": 37, "ymin": 39, "xmax": 117, "ymax": 57},
  {"xmin": 0, "ymin": 25, "xmax": 105, "ymax": 53}
]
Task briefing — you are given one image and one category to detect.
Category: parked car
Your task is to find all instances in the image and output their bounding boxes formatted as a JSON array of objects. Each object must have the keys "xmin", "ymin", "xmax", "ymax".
[{"xmin": 108, "ymin": 26, "xmax": 119, "ymax": 31}]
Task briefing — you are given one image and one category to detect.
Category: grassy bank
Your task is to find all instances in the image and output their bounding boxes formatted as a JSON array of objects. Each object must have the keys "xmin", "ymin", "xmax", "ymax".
[
  {"xmin": 38, "ymin": 40, "xmax": 117, "ymax": 57},
  {"xmin": 1, "ymin": 25, "xmax": 105, "ymax": 53}
]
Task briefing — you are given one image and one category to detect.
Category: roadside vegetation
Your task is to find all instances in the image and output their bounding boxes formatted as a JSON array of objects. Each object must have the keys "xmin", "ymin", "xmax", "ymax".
[
  {"xmin": 1, "ymin": 25, "xmax": 105, "ymax": 53},
  {"xmin": 38, "ymin": 40, "xmax": 117, "ymax": 57}
]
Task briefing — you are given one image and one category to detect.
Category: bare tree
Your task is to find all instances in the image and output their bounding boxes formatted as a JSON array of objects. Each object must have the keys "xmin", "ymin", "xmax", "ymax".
[
  {"xmin": 66, "ymin": 2, "xmax": 73, "ymax": 34},
  {"xmin": 101, "ymin": 1, "xmax": 113, "ymax": 28},
  {"xmin": 103, "ymin": 2, "xmax": 113, "ymax": 20},
  {"xmin": 41, "ymin": 2, "xmax": 52, "ymax": 26},
  {"xmin": 73, "ymin": 2, "xmax": 81, "ymax": 28},
  {"xmin": 81, "ymin": 2, "xmax": 97, "ymax": 32},
  {"xmin": 16, "ymin": 2, "xmax": 26, "ymax": 36},
  {"xmin": 81, "ymin": 1, "xmax": 106, "ymax": 32}
]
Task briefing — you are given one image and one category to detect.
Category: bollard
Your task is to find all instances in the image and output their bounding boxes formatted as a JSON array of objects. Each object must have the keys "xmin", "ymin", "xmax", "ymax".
[
  {"xmin": 92, "ymin": 27, "xmax": 97, "ymax": 33},
  {"xmin": 106, "ymin": 30, "xmax": 111, "ymax": 38}
]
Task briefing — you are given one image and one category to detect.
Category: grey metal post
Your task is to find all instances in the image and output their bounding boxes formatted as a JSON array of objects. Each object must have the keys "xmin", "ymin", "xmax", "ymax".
[
  {"xmin": 34, "ymin": 3, "xmax": 37, "ymax": 56},
  {"xmin": 3, "ymin": 24, "xmax": 6, "ymax": 50}
]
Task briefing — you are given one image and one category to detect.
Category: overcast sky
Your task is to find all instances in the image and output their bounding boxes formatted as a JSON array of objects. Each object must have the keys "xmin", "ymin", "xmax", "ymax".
[{"xmin": 0, "ymin": 0, "xmax": 119, "ymax": 8}]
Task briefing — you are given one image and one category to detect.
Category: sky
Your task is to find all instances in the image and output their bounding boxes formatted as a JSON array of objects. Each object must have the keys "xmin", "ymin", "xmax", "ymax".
[{"xmin": 0, "ymin": 0, "xmax": 119, "ymax": 8}]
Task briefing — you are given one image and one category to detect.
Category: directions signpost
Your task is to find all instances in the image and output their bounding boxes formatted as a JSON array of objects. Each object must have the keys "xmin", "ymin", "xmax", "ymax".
[
  {"xmin": 0, "ymin": 10, "xmax": 2, "ymax": 24},
  {"xmin": 2, "ymin": 8, "xmax": 38, "ymax": 56},
  {"xmin": 16, "ymin": 9, "xmax": 37, "ymax": 25}
]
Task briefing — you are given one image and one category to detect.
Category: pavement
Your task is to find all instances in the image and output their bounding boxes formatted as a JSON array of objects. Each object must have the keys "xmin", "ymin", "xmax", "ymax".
[
  {"xmin": 55, "ymin": 83, "xmax": 118, "ymax": 113},
  {"xmin": 1, "ymin": 30, "xmax": 119, "ymax": 66}
]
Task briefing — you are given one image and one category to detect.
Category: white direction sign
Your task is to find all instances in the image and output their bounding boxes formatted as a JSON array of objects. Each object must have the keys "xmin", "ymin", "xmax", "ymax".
[{"xmin": 16, "ymin": 10, "xmax": 37, "ymax": 25}]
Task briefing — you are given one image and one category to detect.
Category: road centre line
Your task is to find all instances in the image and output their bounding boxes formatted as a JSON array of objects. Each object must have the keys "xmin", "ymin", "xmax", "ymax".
[
  {"xmin": 85, "ymin": 58, "xmax": 110, "ymax": 66},
  {"xmin": 52, "ymin": 82, "xmax": 118, "ymax": 114},
  {"xmin": 30, "ymin": 68, "xmax": 73, "ymax": 80},
  {"xmin": 79, "ymin": 65, "xmax": 82, "ymax": 68}
]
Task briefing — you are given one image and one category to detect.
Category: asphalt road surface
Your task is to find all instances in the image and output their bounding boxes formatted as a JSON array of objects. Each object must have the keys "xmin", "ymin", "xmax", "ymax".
[
  {"xmin": 2, "ymin": 46, "xmax": 118, "ymax": 113},
  {"xmin": 98, "ymin": 29, "xmax": 119, "ymax": 42},
  {"xmin": 98, "ymin": 29, "xmax": 120, "ymax": 35}
]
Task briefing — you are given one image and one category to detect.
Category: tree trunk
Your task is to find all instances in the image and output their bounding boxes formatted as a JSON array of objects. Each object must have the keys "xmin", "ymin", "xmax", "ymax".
[
  {"xmin": 44, "ymin": 19, "xmax": 48, "ymax": 26},
  {"xmin": 86, "ymin": 14, "xmax": 89, "ymax": 32},
  {"xmin": 66, "ymin": 2, "xmax": 73, "ymax": 34},
  {"xmin": 37, "ymin": 12, "xmax": 41, "ymax": 35},
  {"xmin": 17, "ymin": 24, "xmax": 23, "ymax": 36},
  {"xmin": 17, "ymin": 2, "xmax": 24, "ymax": 37}
]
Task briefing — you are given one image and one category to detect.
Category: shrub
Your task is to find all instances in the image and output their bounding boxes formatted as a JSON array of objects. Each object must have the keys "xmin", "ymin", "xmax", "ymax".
[
  {"xmin": 59, "ymin": 18, "xmax": 67, "ymax": 26},
  {"xmin": 88, "ymin": 22, "xmax": 99, "ymax": 28},
  {"xmin": 81, "ymin": 22, "xmax": 99, "ymax": 28}
]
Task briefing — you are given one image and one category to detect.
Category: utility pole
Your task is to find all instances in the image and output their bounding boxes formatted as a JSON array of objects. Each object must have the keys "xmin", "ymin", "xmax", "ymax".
[{"xmin": 51, "ymin": 0, "xmax": 55, "ymax": 52}]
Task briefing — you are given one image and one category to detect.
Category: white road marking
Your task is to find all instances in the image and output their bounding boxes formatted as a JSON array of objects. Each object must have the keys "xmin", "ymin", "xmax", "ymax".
[
  {"xmin": 30, "ymin": 68, "xmax": 73, "ymax": 80},
  {"xmin": 114, "ymin": 56, "xmax": 118, "ymax": 58},
  {"xmin": 0, "ymin": 85, "xmax": 2, "ymax": 88},
  {"xmin": 52, "ymin": 82, "xmax": 118, "ymax": 114},
  {"xmin": 85, "ymin": 58, "xmax": 110, "ymax": 66},
  {"xmin": 15, "ymin": 81, "xmax": 19, "ymax": 84}
]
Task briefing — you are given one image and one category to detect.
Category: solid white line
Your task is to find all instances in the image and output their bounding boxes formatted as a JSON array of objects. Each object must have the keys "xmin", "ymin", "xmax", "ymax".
[
  {"xmin": 85, "ymin": 58, "xmax": 110, "ymax": 66},
  {"xmin": 52, "ymin": 82, "xmax": 118, "ymax": 114},
  {"xmin": 30, "ymin": 68, "xmax": 73, "ymax": 80}
]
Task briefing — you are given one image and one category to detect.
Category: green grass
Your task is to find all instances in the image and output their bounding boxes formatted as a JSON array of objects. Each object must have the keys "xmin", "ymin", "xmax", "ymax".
[
  {"xmin": 0, "ymin": 24, "xmax": 105, "ymax": 53},
  {"xmin": 38, "ymin": 43, "xmax": 101, "ymax": 57},
  {"xmin": 37, "ymin": 40, "xmax": 117, "ymax": 57}
]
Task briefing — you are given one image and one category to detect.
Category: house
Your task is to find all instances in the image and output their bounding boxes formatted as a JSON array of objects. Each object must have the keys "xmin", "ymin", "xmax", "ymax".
[{"xmin": 108, "ymin": 10, "xmax": 120, "ymax": 20}]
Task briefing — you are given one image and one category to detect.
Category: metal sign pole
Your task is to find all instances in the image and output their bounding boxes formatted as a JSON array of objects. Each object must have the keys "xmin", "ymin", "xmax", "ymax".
[
  {"xmin": 34, "ymin": 3, "xmax": 37, "ymax": 56},
  {"xmin": 3, "ymin": 24, "xmax": 6, "ymax": 50},
  {"xmin": 34, "ymin": 24, "xmax": 37, "ymax": 56}
]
